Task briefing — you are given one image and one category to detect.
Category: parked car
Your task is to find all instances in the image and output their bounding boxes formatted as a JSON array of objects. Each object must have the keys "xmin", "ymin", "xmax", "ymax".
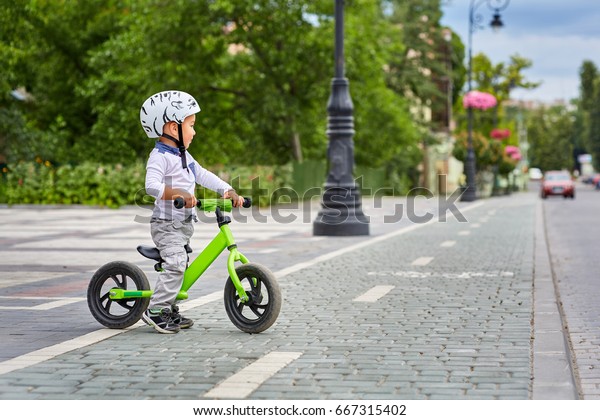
[
  {"xmin": 541, "ymin": 171, "xmax": 575, "ymax": 199},
  {"xmin": 581, "ymin": 173, "xmax": 598, "ymax": 184},
  {"xmin": 528, "ymin": 167, "xmax": 543, "ymax": 181}
]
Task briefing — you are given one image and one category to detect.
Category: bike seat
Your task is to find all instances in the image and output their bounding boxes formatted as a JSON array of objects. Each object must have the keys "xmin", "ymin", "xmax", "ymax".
[
  {"xmin": 137, "ymin": 245, "xmax": 193, "ymax": 262},
  {"xmin": 137, "ymin": 245, "xmax": 161, "ymax": 262}
]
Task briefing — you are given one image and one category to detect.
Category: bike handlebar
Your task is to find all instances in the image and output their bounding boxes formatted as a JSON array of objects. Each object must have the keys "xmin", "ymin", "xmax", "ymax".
[{"xmin": 174, "ymin": 197, "xmax": 252, "ymax": 211}]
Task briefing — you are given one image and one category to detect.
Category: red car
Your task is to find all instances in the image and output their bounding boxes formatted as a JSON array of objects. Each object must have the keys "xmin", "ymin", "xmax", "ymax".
[{"xmin": 541, "ymin": 171, "xmax": 575, "ymax": 199}]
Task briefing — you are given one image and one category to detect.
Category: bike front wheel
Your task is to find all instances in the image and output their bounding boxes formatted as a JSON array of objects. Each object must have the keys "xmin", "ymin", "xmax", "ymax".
[
  {"xmin": 87, "ymin": 261, "xmax": 150, "ymax": 329},
  {"xmin": 224, "ymin": 263, "xmax": 281, "ymax": 333}
]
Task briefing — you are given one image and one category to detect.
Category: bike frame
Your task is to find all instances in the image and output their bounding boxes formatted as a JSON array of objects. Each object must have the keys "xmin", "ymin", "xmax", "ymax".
[{"xmin": 109, "ymin": 200, "xmax": 252, "ymax": 303}]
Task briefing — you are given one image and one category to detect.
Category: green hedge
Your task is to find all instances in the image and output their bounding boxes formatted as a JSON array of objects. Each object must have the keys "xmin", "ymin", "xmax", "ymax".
[
  {"xmin": 1, "ymin": 161, "xmax": 145, "ymax": 207},
  {"xmin": 0, "ymin": 160, "xmax": 293, "ymax": 208},
  {"xmin": 0, "ymin": 159, "xmax": 397, "ymax": 208}
]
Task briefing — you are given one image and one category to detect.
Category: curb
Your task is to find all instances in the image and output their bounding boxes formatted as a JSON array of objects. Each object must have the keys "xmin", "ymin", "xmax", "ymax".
[{"xmin": 532, "ymin": 200, "xmax": 578, "ymax": 399}]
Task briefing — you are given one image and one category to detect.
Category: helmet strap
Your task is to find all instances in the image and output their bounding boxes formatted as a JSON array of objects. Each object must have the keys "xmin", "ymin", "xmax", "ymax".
[{"xmin": 161, "ymin": 125, "xmax": 188, "ymax": 171}]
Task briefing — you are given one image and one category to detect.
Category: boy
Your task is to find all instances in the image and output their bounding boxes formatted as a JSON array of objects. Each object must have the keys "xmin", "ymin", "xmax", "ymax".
[{"xmin": 140, "ymin": 90, "xmax": 244, "ymax": 334}]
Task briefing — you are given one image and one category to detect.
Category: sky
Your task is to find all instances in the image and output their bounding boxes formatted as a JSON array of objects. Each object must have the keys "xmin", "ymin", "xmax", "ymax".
[{"xmin": 440, "ymin": 0, "xmax": 600, "ymax": 103}]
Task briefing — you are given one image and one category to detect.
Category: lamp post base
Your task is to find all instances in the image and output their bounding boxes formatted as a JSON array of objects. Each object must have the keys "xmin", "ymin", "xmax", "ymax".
[
  {"xmin": 313, "ymin": 185, "xmax": 369, "ymax": 236},
  {"xmin": 460, "ymin": 185, "xmax": 477, "ymax": 202}
]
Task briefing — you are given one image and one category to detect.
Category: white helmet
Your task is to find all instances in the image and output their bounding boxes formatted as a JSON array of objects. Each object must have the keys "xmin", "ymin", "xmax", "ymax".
[{"xmin": 140, "ymin": 90, "xmax": 201, "ymax": 138}]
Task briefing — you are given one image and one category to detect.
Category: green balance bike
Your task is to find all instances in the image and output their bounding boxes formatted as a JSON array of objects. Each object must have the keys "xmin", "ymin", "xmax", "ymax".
[{"xmin": 87, "ymin": 197, "xmax": 281, "ymax": 333}]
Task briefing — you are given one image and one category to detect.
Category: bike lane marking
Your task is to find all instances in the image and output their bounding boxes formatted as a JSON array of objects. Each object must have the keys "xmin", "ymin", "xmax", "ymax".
[
  {"xmin": 411, "ymin": 256, "xmax": 434, "ymax": 266},
  {"xmin": 204, "ymin": 351, "xmax": 302, "ymax": 399},
  {"xmin": 203, "ymin": 202, "xmax": 484, "ymax": 398},
  {"xmin": 273, "ymin": 201, "xmax": 483, "ymax": 279}
]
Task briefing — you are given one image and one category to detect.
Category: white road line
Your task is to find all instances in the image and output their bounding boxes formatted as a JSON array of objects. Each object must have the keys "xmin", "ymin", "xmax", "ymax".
[
  {"xmin": 411, "ymin": 257, "xmax": 434, "ymax": 266},
  {"xmin": 440, "ymin": 240, "xmax": 456, "ymax": 248},
  {"xmin": 247, "ymin": 248, "xmax": 278, "ymax": 254},
  {"xmin": 0, "ymin": 291, "xmax": 222, "ymax": 376},
  {"xmin": 0, "ymin": 297, "xmax": 85, "ymax": 311},
  {"xmin": 458, "ymin": 230, "xmax": 471, "ymax": 236},
  {"xmin": 204, "ymin": 351, "xmax": 302, "ymax": 399},
  {"xmin": 0, "ymin": 329, "xmax": 127, "ymax": 375},
  {"xmin": 471, "ymin": 223, "xmax": 481, "ymax": 228},
  {"xmin": 353, "ymin": 285, "xmax": 395, "ymax": 302},
  {"xmin": 177, "ymin": 291, "xmax": 222, "ymax": 312}
]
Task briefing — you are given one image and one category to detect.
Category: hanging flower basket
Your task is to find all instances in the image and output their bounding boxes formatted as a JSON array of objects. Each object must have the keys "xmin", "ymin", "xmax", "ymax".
[
  {"xmin": 490, "ymin": 128, "xmax": 511, "ymax": 140},
  {"xmin": 504, "ymin": 145, "xmax": 521, "ymax": 161},
  {"xmin": 463, "ymin": 91, "xmax": 497, "ymax": 110}
]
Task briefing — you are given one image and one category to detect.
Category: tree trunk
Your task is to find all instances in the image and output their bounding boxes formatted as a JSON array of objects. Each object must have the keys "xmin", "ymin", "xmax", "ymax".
[{"xmin": 291, "ymin": 132, "xmax": 303, "ymax": 163}]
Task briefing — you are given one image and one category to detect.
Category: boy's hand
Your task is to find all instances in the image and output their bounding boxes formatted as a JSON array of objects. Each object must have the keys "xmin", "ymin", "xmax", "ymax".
[
  {"xmin": 224, "ymin": 189, "xmax": 244, "ymax": 207},
  {"xmin": 174, "ymin": 194, "xmax": 197, "ymax": 208},
  {"xmin": 166, "ymin": 188, "xmax": 197, "ymax": 208}
]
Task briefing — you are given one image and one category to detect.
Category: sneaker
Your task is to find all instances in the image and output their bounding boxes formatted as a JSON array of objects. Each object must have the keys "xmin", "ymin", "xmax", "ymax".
[
  {"xmin": 142, "ymin": 308, "xmax": 180, "ymax": 334},
  {"xmin": 171, "ymin": 305, "xmax": 194, "ymax": 329}
]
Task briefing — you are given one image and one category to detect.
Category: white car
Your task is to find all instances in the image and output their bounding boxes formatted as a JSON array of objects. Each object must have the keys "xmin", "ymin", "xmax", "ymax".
[{"xmin": 529, "ymin": 168, "xmax": 543, "ymax": 180}]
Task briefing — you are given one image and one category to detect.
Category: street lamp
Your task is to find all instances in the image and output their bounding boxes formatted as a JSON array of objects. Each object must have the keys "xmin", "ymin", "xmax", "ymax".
[
  {"xmin": 461, "ymin": 0, "xmax": 510, "ymax": 202},
  {"xmin": 313, "ymin": 0, "xmax": 369, "ymax": 236}
]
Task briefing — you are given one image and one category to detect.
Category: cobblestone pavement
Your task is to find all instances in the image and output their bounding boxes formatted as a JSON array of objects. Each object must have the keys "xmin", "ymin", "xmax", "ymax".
[{"xmin": 0, "ymin": 191, "xmax": 583, "ymax": 399}]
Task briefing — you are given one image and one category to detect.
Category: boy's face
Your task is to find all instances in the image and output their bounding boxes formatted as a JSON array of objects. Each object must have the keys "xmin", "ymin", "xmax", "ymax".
[
  {"xmin": 181, "ymin": 114, "xmax": 196, "ymax": 149},
  {"xmin": 163, "ymin": 114, "xmax": 196, "ymax": 149}
]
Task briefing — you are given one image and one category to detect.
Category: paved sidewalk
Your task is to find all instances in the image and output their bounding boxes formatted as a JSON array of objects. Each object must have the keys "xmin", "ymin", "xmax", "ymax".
[{"xmin": 0, "ymin": 193, "xmax": 578, "ymax": 399}]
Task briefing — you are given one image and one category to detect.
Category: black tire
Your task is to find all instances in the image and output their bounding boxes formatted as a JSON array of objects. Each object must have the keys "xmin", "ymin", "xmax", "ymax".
[
  {"xmin": 87, "ymin": 261, "xmax": 150, "ymax": 329},
  {"xmin": 224, "ymin": 263, "xmax": 281, "ymax": 333}
]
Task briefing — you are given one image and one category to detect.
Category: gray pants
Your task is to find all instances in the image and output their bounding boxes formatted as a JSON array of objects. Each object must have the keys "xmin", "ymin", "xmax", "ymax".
[{"xmin": 149, "ymin": 218, "xmax": 194, "ymax": 310}]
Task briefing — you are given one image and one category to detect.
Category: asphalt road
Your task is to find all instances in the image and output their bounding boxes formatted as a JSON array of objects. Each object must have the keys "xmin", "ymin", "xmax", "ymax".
[{"xmin": 541, "ymin": 180, "xmax": 600, "ymax": 398}]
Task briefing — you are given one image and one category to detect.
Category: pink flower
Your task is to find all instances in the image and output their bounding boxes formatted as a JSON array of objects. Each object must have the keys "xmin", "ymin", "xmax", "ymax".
[
  {"xmin": 490, "ymin": 128, "xmax": 511, "ymax": 139},
  {"xmin": 505, "ymin": 146, "xmax": 522, "ymax": 160},
  {"xmin": 463, "ymin": 91, "xmax": 497, "ymax": 110}
]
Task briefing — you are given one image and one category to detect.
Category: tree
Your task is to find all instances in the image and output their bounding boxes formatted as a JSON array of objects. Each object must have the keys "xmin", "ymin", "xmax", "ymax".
[
  {"xmin": 579, "ymin": 60, "xmax": 598, "ymax": 113},
  {"xmin": 588, "ymin": 78, "xmax": 600, "ymax": 169},
  {"xmin": 1, "ymin": 0, "xmax": 428, "ymax": 196},
  {"xmin": 576, "ymin": 60, "xmax": 600, "ymax": 168},
  {"xmin": 0, "ymin": 0, "xmax": 135, "ymax": 164},
  {"xmin": 527, "ymin": 105, "xmax": 574, "ymax": 172}
]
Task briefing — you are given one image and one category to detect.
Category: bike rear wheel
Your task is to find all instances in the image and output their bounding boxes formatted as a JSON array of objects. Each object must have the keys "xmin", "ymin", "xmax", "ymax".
[
  {"xmin": 224, "ymin": 263, "xmax": 281, "ymax": 333},
  {"xmin": 87, "ymin": 261, "xmax": 150, "ymax": 329}
]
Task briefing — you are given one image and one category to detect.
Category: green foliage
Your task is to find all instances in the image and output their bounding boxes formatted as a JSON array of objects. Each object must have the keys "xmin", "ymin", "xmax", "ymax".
[
  {"xmin": 386, "ymin": 1, "xmax": 454, "ymax": 112},
  {"xmin": 3, "ymin": 160, "xmax": 145, "ymax": 207},
  {"xmin": 2, "ymin": 0, "xmax": 429, "ymax": 178},
  {"xmin": 587, "ymin": 78, "xmax": 600, "ymax": 169},
  {"xmin": 0, "ymin": 159, "xmax": 299, "ymax": 208},
  {"xmin": 454, "ymin": 53, "xmax": 539, "ymax": 138},
  {"xmin": 452, "ymin": 132, "xmax": 497, "ymax": 170},
  {"xmin": 579, "ymin": 61, "xmax": 598, "ymax": 113},
  {"xmin": 345, "ymin": 0, "xmax": 422, "ymax": 178},
  {"xmin": 527, "ymin": 105, "xmax": 575, "ymax": 172},
  {"xmin": 497, "ymin": 153, "xmax": 517, "ymax": 176},
  {"xmin": 198, "ymin": 163, "xmax": 294, "ymax": 208}
]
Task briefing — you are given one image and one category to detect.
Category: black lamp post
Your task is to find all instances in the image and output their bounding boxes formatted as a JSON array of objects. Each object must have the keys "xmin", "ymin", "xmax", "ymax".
[
  {"xmin": 313, "ymin": 0, "xmax": 369, "ymax": 236},
  {"xmin": 461, "ymin": 0, "xmax": 510, "ymax": 202}
]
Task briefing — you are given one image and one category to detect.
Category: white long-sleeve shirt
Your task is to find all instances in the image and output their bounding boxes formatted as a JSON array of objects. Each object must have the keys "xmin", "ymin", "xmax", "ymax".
[{"xmin": 145, "ymin": 142, "xmax": 232, "ymax": 221}]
